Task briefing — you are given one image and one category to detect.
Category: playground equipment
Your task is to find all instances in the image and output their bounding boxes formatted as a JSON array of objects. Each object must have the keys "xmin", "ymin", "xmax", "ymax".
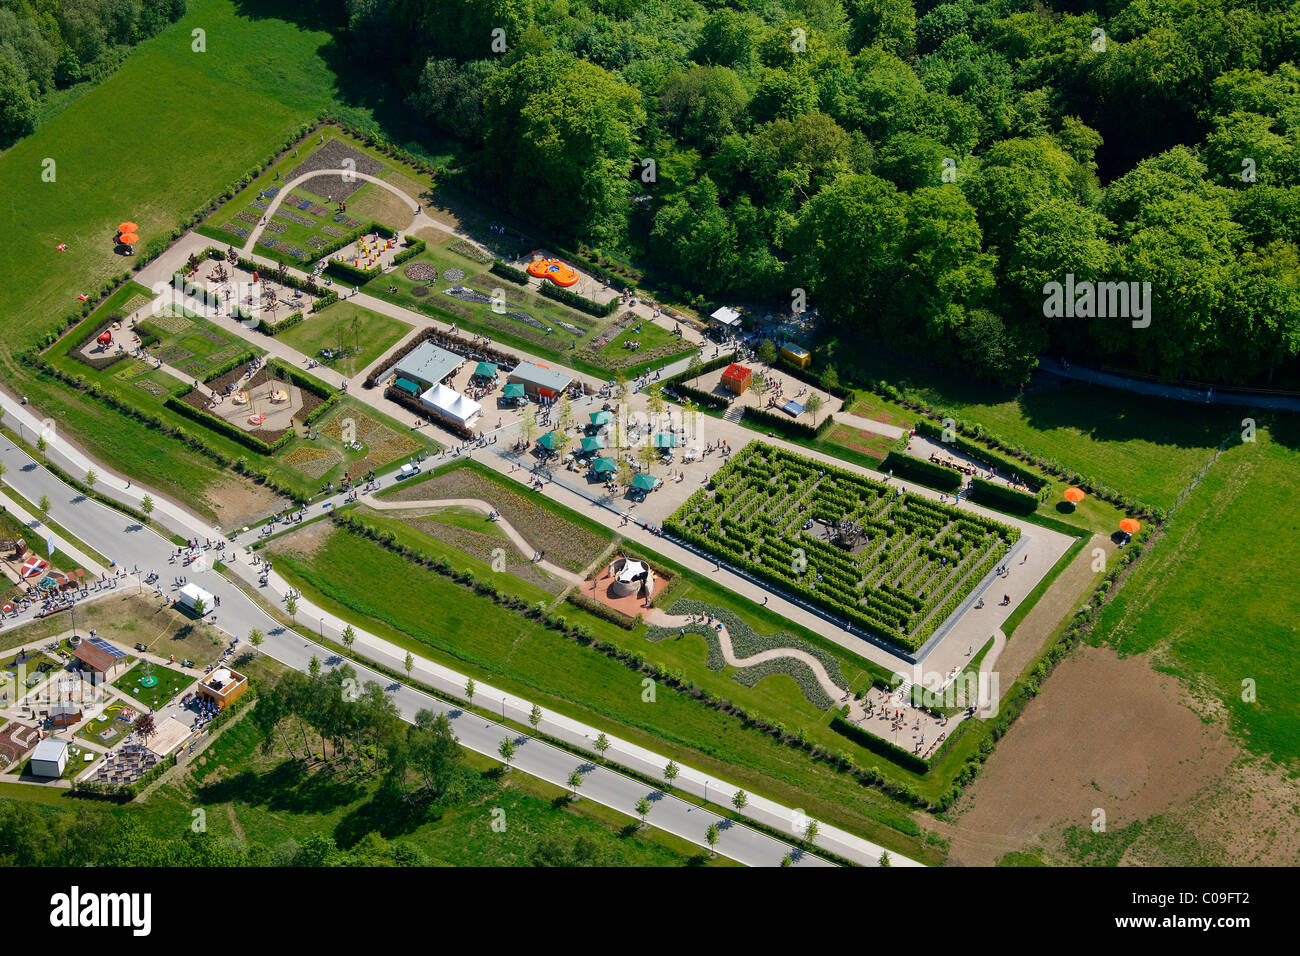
[
  {"xmin": 270, "ymin": 388, "xmax": 288, "ymax": 404},
  {"xmin": 248, "ymin": 414, "xmax": 266, "ymax": 425},
  {"xmin": 96, "ymin": 331, "xmax": 113, "ymax": 348},
  {"xmin": 232, "ymin": 391, "xmax": 248, "ymax": 405},
  {"xmin": 527, "ymin": 258, "xmax": 580, "ymax": 287}
]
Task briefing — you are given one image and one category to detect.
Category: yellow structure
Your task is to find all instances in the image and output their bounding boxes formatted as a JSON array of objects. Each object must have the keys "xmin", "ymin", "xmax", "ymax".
[{"xmin": 781, "ymin": 344, "xmax": 811, "ymax": 369}]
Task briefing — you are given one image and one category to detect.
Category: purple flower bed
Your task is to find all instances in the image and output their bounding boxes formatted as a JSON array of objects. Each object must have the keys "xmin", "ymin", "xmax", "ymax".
[{"xmin": 223, "ymin": 223, "xmax": 251, "ymax": 239}]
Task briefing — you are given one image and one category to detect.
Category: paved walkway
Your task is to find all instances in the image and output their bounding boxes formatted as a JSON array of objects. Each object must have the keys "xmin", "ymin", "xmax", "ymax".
[
  {"xmin": 0, "ymin": 397, "xmax": 912, "ymax": 866},
  {"xmin": 1039, "ymin": 357, "xmax": 1300, "ymax": 411}
]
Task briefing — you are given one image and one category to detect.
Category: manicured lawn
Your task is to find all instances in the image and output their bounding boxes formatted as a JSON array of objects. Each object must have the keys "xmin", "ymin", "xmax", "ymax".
[
  {"xmin": 825, "ymin": 347, "xmax": 1243, "ymax": 511},
  {"xmin": 276, "ymin": 301, "xmax": 412, "ymax": 379},
  {"xmin": 76, "ymin": 700, "xmax": 134, "ymax": 748},
  {"xmin": 1094, "ymin": 422, "xmax": 1300, "ymax": 767},
  {"xmin": 0, "ymin": 0, "xmax": 341, "ymax": 352},
  {"xmin": 263, "ymin": 519, "xmax": 946, "ymax": 861},
  {"xmin": 112, "ymin": 659, "xmax": 195, "ymax": 708}
]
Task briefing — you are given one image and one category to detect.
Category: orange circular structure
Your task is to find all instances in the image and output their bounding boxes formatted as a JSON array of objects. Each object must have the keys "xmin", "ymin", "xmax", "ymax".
[
  {"xmin": 1063, "ymin": 487, "xmax": 1085, "ymax": 504},
  {"xmin": 118, "ymin": 222, "xmax": 138, "ymax": 234},
  {"xmin": 1119, "ymin": 518, "xmax": 1141, "ymax": 534},
  {"xmin": 118, "ymin": 233, "xmax": 139, "ymax": 245},
  {"xmin": 527, "ymin": 258, "xmax": 580, "ymax": 287}
]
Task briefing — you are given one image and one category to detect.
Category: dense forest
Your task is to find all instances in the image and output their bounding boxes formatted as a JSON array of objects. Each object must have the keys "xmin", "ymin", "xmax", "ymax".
[
  {"xmin": 342, "ymin": 0, "xmax": 1300, "ymax": 386},
  {"xmin": 0, "ymin": 0, "xmax": 188, "ymax": 140}
]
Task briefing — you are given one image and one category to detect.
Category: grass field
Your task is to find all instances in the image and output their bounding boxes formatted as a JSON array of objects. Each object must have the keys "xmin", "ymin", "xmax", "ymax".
[
  {"xmin": 1094, "ymin": 421, "xmax": 1300, "ymax": 767},
  {"xmin": 276, "ymin": 301, "xmax": 412, "ymax": 379},
  {"xmin": 0, "ymin": 0, "xmax": 345, "ymax": 351},
  {"xmin": 826, "ymin": 347, "xmax": 1245, "ymax": 511}
]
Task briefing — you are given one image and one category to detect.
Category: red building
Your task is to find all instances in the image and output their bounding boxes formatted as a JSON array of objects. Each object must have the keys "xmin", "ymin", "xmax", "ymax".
[{"xmin": 721, "ymin": 363, "xmax": 754, "ymax": 394}]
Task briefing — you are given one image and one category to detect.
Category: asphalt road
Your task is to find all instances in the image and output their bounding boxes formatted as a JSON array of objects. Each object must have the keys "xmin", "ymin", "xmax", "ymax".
[{"xmin": 0, "ymin": 430, "xmax": 843, "ymax": 867}]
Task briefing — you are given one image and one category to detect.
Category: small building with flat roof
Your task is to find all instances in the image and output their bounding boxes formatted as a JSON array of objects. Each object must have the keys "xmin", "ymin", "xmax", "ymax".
[
  {"xmin": 391, "ymin": 342, "xmax": 464, "ymax": 392},
  {"xmin": 29, "ymin": 738, "xmax": 68, "ymax": 778},
  {"xmin": 721, "ymin": 363, "xmax": 754, "ymax": 394},
  {"xmin": 508, "ymin": 361, "xmax": 572, "ymax": 400},
  {"xmin": 197, "ymin": 666, "xmax": 248, "ymax": 711}
]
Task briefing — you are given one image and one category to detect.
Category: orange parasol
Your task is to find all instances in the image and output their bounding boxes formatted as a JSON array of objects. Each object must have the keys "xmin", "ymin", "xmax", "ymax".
[
  {"xmin": 1063, "ymin": 487, "xmax": 1085, "ymax": 504},
  {"xmin": 1119, "ymin": 518, "xmax": 1141, "ymax": 534},
  {"xmin": 118, "ymin": 222, "xmax": 139, "ymax": 234},
  {"xmin": 118, "ymin": 233, "xmax": 139, "ymax": 245}
]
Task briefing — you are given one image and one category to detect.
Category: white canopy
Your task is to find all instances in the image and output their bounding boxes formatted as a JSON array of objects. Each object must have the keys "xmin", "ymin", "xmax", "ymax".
[
  {"xmin": 710, "ymin": 306, "xmax": 742, "ymax": 327},
  {"xmin": 420, "ymin": 383, "xmax": 482, "ymax": 427}
]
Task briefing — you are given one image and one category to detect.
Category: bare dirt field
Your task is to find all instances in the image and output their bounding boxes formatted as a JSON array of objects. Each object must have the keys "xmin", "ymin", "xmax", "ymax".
[{"xmin": 932, "ymin": 644, "xmax": 1239, "ymax": 866}]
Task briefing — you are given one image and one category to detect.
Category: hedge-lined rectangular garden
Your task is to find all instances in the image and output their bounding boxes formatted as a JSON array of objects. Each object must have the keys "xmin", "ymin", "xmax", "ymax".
[{"xmin": 666, "ymin": 443, "xmax": 1018, "ymax": 651}]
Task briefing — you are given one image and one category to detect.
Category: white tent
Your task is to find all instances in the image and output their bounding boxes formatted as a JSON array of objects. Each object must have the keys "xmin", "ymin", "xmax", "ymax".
[
  {"xmin": 176, "ymin": 583, "xmax": 215, "ymax": 613},
  {"xmin": 420, "ymin": 383, "xmax": 482, "ymax": 427},
  {"xmin": 710, "ymin": 306, "xmax": 742, "ymax": 328}
]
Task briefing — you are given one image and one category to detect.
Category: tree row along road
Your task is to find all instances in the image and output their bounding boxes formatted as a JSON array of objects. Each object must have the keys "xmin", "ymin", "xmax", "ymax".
[{"xmin": 0, "ymin": 396, "xmax": 918, "ymax": 866}]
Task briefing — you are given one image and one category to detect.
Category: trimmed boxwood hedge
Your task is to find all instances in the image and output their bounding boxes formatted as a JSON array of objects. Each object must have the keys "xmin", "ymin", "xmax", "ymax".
[
  {"xmin": 391, "ymin": 237, "xmax": 426, "ymax": 266},
  {"xmin": 490, "ymin": 260, "xmax": 530, "ymax": 285},
  {"xmin": 830, "ymin": 714, "xmax": 931, "ymax": 773},
  {"xmin": 741, "ymin": 404, "xmax": 833, "ymax": 440},
  {"xmin": 914, "ymin": 419, "xmax": 1047, "ymax": 494},
  {"xmin": 539, "ymin": 282, "xmax": 618, "ymax": 317},
  {"xmin": 879, "ymin": 452, "xmax": 963, "ymax": 491},
  {"xmin": 969, "ymin": 477, "xmax": 1040, "ymax": 515}
]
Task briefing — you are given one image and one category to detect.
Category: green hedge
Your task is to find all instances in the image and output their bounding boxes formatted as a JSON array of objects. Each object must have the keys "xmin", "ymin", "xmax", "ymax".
[
  {"xmin": 164, "ymin": 396, "xmax": 284, "ymax": 455},
  {"xmin": 259, "ymin": 311, "xmax": 304, "ymax": 337},
  {"xmin": 311, "ymin": 290, "xmax": 338, "ymax": 312},
  {"xmin": 740, "ymin": 404, "xmax": 833, "ymax": 440},
  {"xmin": 539, "ymin": 282, "xmax": 618, "ymax": 317},
  {"xmin": 490, "ymin": 260, "xmax": 530, "ymax": 285},
  {"xmin": 968, "ymin": 477, "xmax": 1040, "ymax": 516},
  {"xmin": 325, "ymin": 258, "xmax": 382, "ymax": 284},
  {"xmin": 830, "ymin": 714, "xmax": 931, "ymax": 773},
  {"xmin": 879, "ymin": 452, "xmax": 963, "ymax": 491},
  {"xmin": 391, "ymin": 238, "xmax": 426, "ymax": 267},
  {"xmin": 914, "ymin": 419, "xmax": 1047, "ymax": 493}
]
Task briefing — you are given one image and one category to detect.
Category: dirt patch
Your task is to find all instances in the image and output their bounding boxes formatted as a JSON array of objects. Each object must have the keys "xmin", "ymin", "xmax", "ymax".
[
  {"xmin": 206, "ymin": 477, "xmax": 288, "ymax": 530},
  {"xmin": 268, "ymin": 519, "xmax": 336, "ymax": 561},
  {"xmin": 347, "ymin": 182, "xmax": 414, "ymax": 230},
  {"xmin": 932, "ymin": 644, "xmax": 1238, "ymax": 866},
  {"xmin": 995, "ymin": 534, "xmax": 1112, "ymax": 684}
]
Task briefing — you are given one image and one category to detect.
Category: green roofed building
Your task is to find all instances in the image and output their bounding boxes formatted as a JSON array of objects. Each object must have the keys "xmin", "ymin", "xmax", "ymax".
[
  {"xmin": 652, "ymin": 432, "xmax": 678, "ymax": 448},
  {"xmin": 537, "ymin": 431, "xmax": 562, "ymax": 451},
  {"xmin": 394, "ymin": 377, "xmax": 421, "ymax": 397},
  {"xmin": 474, "ymin": 361, "xmax": 498, "ymax": 379},
  {"xmin": 591, "ymin": 457, "xmax": 616, "ymax": 474},
  {"xmin": 632, "ymin": 473, "xmax": 659, "ymax": 491},
  {"xmin": 503, "ymin": 383, "xmax": 526, "ymax": 400},
  {"xmin": 580, "ymin": 436, "xmax": 607, "ymax": 453},
  {"xmin": 590, "ymin": 410, "xmax": 613, "ymax": 426}
]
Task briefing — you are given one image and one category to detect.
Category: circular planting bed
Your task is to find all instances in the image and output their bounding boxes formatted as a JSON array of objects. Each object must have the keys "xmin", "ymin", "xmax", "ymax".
[
  {"xmin": 411, "ymin": 285, "xmax": 429, "ymax": 297},
  {"xmin": 442, "ymin": 267, "xmax": 465, "ymax": 283},
  {"xmin": 405, "ymin": 262, "xmax": 437, "ymax": 282},
  {"xmin": 139, "ymin": 674, "xmax": 158, "ymax": 688}
]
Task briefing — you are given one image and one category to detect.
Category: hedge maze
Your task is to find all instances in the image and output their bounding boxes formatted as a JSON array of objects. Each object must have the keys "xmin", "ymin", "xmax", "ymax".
[{"xmin": 667, "ymin": 444, "xmax": 1018, "ymax": 652}]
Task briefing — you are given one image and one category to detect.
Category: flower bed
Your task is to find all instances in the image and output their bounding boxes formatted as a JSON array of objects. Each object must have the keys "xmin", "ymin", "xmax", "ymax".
[
  {"xmin": 448, "ymin": 239, "xmax": 492, "ymax": 264},
  {"xmin": 404, "ymin": 262, "xmax": 437, "ymax": 282}
]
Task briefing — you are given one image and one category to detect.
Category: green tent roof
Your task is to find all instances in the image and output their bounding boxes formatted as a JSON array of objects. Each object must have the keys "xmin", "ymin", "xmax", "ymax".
[
  {"xmin": 537, "ymin": 431, "xmax": 562, "ymax": 450},
  {"xmin": 590, "ymin": 457, "xmax": 617, "ymax": 474},
  {"xmin": 652, "ymin": 432, "xmax": 678, "ymax": 448},
  {"xmin": 580, "ymin": 436, "xmax": 607, "ymax": 452},
  {"xmin": 394, "ymin": 377, "xmax": 422, "ymax": 396},
  {"xmin": 503, "ymin": 383, "xmax": 526, "ymax": 398},
  {"xmin": 474, "ymin": 361, "xmax": 498, "ymax": 378},
  {"xmin": 632, "ymin": 473, "xmax": 658, "ymax": 491},
  {"xmin": 589, "ymin": 410, "xmax": 613, "ymax": 425}
]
